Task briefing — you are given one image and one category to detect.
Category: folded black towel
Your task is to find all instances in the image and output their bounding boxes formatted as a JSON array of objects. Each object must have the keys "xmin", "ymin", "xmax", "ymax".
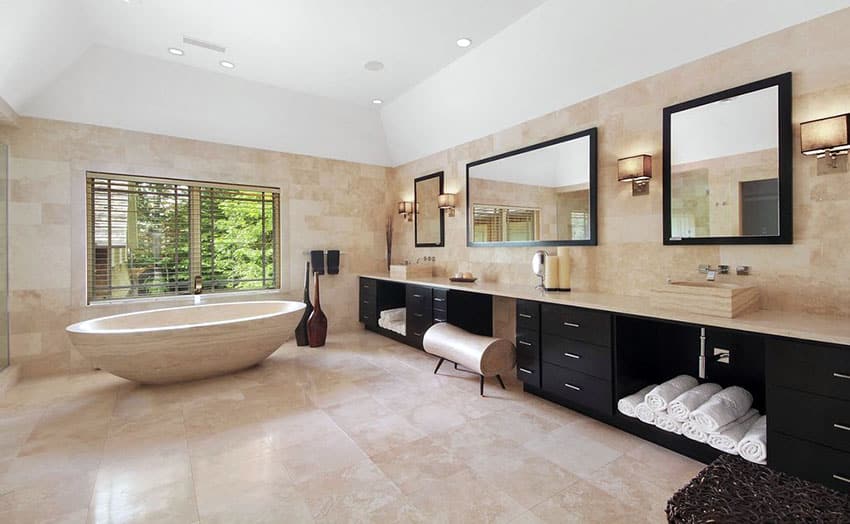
[
  {"xmin": 310, "ymin": 250, "xmax": 325, "ymax": 275},
  {"xmin": 327, "ymin": 250, "xmax": 340, "ymax": 275}
]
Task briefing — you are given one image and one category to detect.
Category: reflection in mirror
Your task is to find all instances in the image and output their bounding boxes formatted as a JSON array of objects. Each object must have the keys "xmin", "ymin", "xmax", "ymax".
[
  {"xmin": 664, "ymin": 73, "xmax": 791, "ymax": 244},
  {"xmin": 414, "ymin": 172, "xmax": 444, "ymax": 247},
  {"xmin": 467, "ymin": 129, "xmax": 597, "ymax": 247}
]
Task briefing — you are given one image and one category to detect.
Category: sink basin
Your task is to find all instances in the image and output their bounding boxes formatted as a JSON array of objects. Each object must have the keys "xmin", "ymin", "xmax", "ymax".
[{"xmin": 650, "ymin": 281, "xmax": 760, "ymax": 318}]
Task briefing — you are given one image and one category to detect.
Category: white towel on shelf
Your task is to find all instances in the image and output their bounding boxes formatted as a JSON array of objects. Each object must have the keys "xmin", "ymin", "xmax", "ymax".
[
  {"xmin": 737, "ymin": 415, "xmax": 767, "ymax": 464},
  {"xmin": 617, "ymin": 385, "xmax": 657, "ymax": 418},
  {"xmin": 667, "ymin": 383, "xmax": 722, "ymax": 422},
  {"xmin": 379, "ymin": 307, "xmax": 406, "ymax": 323},
  {"xmin": 707, "ymin": 409, "xmax": 759, "ymax": 454},
  {"xmin": 682, "ymin": 420, "xmax": 710, "ymax": 443},
  {"xmin": 654, "ymin": 411, "xmax": 683, "ymax": 434},
  {"xmin": 688, "ymin": 386, "xmax": 754, "ymax": 432},
  {"xmin": 645, "ymin": 375, "xmax": 698, "ymax": 412},
  {"xmin": 635, "ymin": 402, "xmax": 656, "ymax": 425}
]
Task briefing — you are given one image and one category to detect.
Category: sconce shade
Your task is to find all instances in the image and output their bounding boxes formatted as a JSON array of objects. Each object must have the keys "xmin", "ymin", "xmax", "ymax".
[
  {"xmin": 801, "ymin": 114, "xmax": 850, "ymax": 157},
  {"xmin": 437, "ymin": 193, "xmax": 456, "ymax": 208},
  {"xmin": 618, "ymin": 155, "xmax": 652, "ymax": 181},
  {"xmin": 397, "ymin": 201, "xmax": 414, "ymax": 214}
]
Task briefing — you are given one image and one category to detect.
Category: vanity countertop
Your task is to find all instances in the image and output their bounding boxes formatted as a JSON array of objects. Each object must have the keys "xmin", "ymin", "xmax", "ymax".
[{"xmin": 359, "ymin": 273, "xmax": 850, "ymax": 347}]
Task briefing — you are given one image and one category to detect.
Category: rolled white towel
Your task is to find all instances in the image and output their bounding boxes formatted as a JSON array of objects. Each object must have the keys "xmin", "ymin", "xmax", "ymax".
[
  {"xmin": 635, "ymin": 402, "xmax": 656, "ymax": 425},
  {"xmin": 707, "ymin": 409, "xmax": 759, "ymax": 454},
  {"xmin": 654, "ymin": 411, "xmax": 683, "ymax": 434},
  {"xmin": 682, "ymin": 420, "xmax": 710, "ymax": 443},
  {"xmin": 737, "ymin": 415, "xmax": 767, "ymax": 464},
  {"xmin": 645, "ymin": 375, "xmax": 698, "ymax": 412},
  {"xmin": 617, "ymin": 385, "xmax": 657, "ymax": 418},
  {"xmin": 667, "ymin": 383, "xmax": 722, "ymax": 422},
  {"xmin": 379, "ymin": 307, "xmax": 406, "ymax": 323},
  {"xmin": 688, "ymin": 386, "xmax": 753, "ymax": 432}
]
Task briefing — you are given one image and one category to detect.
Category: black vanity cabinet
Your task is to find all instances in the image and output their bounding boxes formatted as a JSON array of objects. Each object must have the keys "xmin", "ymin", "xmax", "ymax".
[
  {"xmin": 359, "ymin": 277, "xmax": 378, "ymax": 329},
  {"xmin": 405, "ymin": 285, "xmax": 433, "ymax": 348},
  {"xmin": 767, "ymin": 338, "xmax": 850, "ymax": 492},
  {"xmin": 539, "ymin": 303, "xmax": 613, "ymax": 416},
  {"xmin": 516, "ymin": 300, "xmax": 541, "ymax": 388}
]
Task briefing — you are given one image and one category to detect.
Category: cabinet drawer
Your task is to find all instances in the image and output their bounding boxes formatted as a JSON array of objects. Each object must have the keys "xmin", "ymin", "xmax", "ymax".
[
  {"xmin": 542, "ymin": 364, "xmax": 612, "ymax": 415},
  {"xmin": 433, "ymin": 288, "xmax": 448, "ymax": 307},
  {"xmin": 516, "ymin": 329, "xmax": 540, "ymax": 372},
  {"xmin": 770, "ymin": 432, "xmax": 850, "ymax": 493},
  {"xmin": 517, "ymin": 300, "xmax": 540, "ymax": 331},
  {"xmin": 359, "ymin": 302, "xmax": 377, "ymax": 327},
  {"xmin": 517, "ymin": 364, "xmax": 540, "ymax": 388},
  {"xmin": 541, "ymin": 304, "xmax": 611, "ymax": 347},
  {"xmin": 769, "ymin": 387, "xmax": 850, "ymax": 453},
  {"xmin": 767, "ymin": 338, "xmax": 850, "ymax": 401},
  {"xmin": 542, "ymin": 334, "xmax": 611, "ymax": 381},
  {"xmin": 432, "ymin": 307, "xmax": 447, "ymax": 323},
  {"xmin": 360, "ymin": 278, "xmax": 377, "ymax": 299}
]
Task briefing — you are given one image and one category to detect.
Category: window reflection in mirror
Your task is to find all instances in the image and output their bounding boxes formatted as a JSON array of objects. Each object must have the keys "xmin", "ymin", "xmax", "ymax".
[{"xmin": 467, "ymin": 130, "xmax": 595, "ymax": 246}]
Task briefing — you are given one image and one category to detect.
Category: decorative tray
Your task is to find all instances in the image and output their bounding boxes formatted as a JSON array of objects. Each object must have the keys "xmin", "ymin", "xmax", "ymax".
[{"xmin": 449, "ymin": 277, "xmax": 477, "ymax": 283}]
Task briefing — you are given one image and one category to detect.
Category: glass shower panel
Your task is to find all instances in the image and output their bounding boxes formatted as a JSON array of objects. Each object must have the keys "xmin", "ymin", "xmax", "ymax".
[{"xmin": 0, "ymin": 144, "xmax": 7, "ymax": 371}]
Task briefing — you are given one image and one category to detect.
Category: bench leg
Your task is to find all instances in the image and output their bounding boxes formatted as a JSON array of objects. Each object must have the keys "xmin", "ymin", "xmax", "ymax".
[
  {"xmin": 496, "ymin": 374, "xmax": 505, "ymax": 390},
  {"xmin": 480, "ymin": 375, "xmax": 484, "ymax": 396},
  {"xmin": 433, "ymin": 357, "xmax": 445, "ymax": 375}
]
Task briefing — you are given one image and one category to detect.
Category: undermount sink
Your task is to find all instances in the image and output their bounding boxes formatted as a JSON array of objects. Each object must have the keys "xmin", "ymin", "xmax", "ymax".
[{"xmin": 650, "ymin": 280, "xmax": 760, "ymax": 318}]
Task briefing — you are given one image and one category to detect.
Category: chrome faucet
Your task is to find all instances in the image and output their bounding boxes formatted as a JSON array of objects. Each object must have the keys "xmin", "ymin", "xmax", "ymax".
[{"xmin": 193, "ymin": 275, "xmax": 203, "ymax": 294}]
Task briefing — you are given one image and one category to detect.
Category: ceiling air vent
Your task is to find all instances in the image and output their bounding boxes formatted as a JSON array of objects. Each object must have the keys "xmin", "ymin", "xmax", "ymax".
[{"xmin": 182, "ymin": 36, "xmax": 226, "ymax": 54}]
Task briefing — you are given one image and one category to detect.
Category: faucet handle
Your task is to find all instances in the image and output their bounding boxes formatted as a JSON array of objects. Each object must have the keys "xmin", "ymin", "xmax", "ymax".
[
  {"xmin": 736, "ymin": 265, "xmax": 750, "ymax": 276},
  {"xmin": 698, "ymin": 264, "xmax": 711, "ymax": 274},
  {"xmin": 717, "ymin": 265, "xmax": 729, "ymax": 274}
]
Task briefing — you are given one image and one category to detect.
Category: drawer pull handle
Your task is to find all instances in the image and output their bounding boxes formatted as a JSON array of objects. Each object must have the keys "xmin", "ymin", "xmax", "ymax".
[
  {"xmin": 564, "ymin": 382, "xmax": 582, "ymax": 391},
  {"xmin": 362, "ymin": 315, "xmax": 369, "ymax": 319},
  {"xmin": 413, "ymin": 294, "xmax": 422, "ymax": 298},
  {"xmin": 414, "ymin": 313, "xmax": 423, "ymax": 318},
  {"xmin": 834, "ymin": 372, "xmax": 850, "ymax": 380},
  {"xmin": 519, "ymin": 368, "xmax": 534, "ymax": 374},
  {"xmin": 434, "ymin": 298, "xmax": 444, "ymax": 302},
  {"xmin": 519, "ymin": 313, "xmax": 533, "ymax": 319},
  {"xmin": 834, "ymin": 423, "xmax": 850, "ymax": 432},
  {"xmin": 563, "ymin": 321, "xmax": 581, "ymax": 328},
  {"xmin": 518, "ymin": 340, "xmax": 533, "ymax": 347},
  {"xmin": 414, "ymin": 332, "xmax": 423, "ymax": 337},
  {"xmin": 564, "ymin": 352, "xmax": 581, "ymax": 359},
  {"xmin": 833, "ymin": 474, "xmax": 850, "ymax": 484},
  {"xmin": 362, "ymin": 300, "xmax": 369, "ymax": 304}
]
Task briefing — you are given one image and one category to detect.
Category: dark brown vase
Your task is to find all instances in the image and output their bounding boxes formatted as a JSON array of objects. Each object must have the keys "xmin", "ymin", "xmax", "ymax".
[
  {"xmin": 294, "ymin": 261, "xmax": 313, "ymax": 346},
  {"xmin": 307, "ymin": 272, "xmax": 328, "ymax": 347}
]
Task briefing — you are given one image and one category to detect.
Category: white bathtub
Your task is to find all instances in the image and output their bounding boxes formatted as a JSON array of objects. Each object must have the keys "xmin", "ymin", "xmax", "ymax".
[{"xmin": 66, "ymin": 300, "xmax": 306, "ymax": 384}]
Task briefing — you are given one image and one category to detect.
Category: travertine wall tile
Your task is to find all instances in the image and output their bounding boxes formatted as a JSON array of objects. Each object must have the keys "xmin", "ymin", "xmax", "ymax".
[{"xmin": 389, "ymin": 11, "xmax": 850, "ymax": 319}]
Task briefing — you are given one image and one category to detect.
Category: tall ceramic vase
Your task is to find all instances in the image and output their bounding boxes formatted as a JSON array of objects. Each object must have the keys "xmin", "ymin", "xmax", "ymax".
[
  {"xmin": 294, "ymin": 261, "xmax": 313, "ymax": 346},
  {"xmin": 307, "ymin": 272, "xmax": 328, "ymax": 347}
]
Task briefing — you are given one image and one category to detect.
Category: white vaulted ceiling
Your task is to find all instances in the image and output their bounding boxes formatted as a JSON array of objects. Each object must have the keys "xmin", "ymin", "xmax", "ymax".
[{"xmin": 1, "ymin": 0, "xmax": 849, "ymax": 166}]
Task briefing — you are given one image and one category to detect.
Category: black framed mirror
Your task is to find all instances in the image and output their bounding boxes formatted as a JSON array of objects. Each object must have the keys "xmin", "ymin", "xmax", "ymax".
[
  {"xmin": 414, "ymin": 171, "xmax": 445, "ymax": 247},
  {"xmin": 466, "ymin": 128, "xmax": 598, "ymax": 247},
  {"xmin": 663, "ymin": 73, "xmax": 792, "ymax": 245}
]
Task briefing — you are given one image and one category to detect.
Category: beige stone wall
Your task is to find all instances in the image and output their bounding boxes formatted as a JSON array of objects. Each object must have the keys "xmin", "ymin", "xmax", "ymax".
[
  {"xmin": 389, "ymin": 10, "xmax": 850, "ymax": 318},
  {"xmin": 0, "ymin": 118, "xmax": 389, "ymax": 377}
]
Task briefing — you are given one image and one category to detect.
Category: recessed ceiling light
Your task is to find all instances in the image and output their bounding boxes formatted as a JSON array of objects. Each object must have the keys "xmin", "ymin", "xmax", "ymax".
[
  {"xmin": 372, "ymin": 99, "xmax": 383, "ymax": 105},
  {"xmin": 456, "ymin": 37, "xmax": 472, "ymax": 48},
  {"xmin": 168, "ymin": 47, "xmax": 184, "ymax": 56},
  {"xmin": 220, "ymin": 60, "xmax": 235, "ymax": 69},
  {"xmin": 364, "ymin": 60, "xmax": 384, "ymax": 72}
]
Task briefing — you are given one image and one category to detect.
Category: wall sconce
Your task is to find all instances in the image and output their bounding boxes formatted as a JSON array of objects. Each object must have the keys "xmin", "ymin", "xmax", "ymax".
[
  {"xmin": 438, "ymin": 193, "xmax": 456, "ymax": 217},
  {"xmin": 801, "ymin": 113, "xmax": 850, "ymax": 168},
  {"xmin": 397, "ymin": 201, "xmax": 415, "ymax": 222},
  {"xmin": 618, "ymin": 154, "xmax": 652, "ymax": 196}
]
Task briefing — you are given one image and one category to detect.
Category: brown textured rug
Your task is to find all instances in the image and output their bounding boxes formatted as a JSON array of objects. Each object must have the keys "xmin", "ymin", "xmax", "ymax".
[{"xmin": 666, "ymin": 455, "xmax": 850, "ymax": 523}]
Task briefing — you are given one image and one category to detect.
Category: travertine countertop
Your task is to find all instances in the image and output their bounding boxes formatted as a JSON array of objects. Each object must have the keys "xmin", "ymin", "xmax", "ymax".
[{"xmin": 360, "ymin": 274, "xmax": 850, "ymax": 347}]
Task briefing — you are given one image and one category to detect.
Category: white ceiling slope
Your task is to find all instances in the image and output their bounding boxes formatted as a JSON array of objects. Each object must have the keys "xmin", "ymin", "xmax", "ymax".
[
  {"xmin": 23, "ymin": 46, "xmax": 392, "ymax": 166},
  {"xmin": 382, "ymin": 0, "xmax": 850, "ymax": 166}
]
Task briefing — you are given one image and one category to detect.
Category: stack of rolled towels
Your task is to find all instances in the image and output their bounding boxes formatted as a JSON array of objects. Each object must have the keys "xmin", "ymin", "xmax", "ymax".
[{"xmin": 617, "ymin": 376, "xmax": 767, "ymax": 464}]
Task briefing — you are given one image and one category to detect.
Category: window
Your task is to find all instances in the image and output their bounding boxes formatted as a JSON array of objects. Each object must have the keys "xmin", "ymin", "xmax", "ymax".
[
  {"xmin": 87, "ymin": 173, "xmax": 280, "ymax": 302},
  {"xmin": 472, "ymin": 204, "xmax": 540, "ymax": 242}
]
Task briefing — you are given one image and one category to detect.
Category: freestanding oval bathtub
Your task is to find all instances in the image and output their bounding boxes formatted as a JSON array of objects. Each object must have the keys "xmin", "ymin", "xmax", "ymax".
[{"xmin": 66, "ymin": 300, "xmax": 306, "ymax": 384}]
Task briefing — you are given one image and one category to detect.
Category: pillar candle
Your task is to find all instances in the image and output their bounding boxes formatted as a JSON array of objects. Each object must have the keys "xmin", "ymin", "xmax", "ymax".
[
  {"xmin": 544, "ymin": 255, "xmax": 560, "ymax": 291},
  {"xmin": 557, "ymin": 247, "xmax": 571, "ymax": 291}
]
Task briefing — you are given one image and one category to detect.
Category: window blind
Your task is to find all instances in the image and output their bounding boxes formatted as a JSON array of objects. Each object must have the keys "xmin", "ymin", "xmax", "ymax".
[
  {"xmin": 86, "ymin": 173, "xmax": 279, "ymax": 302},
  {"xmin": 472, "ymin": 204, "xmax": 540, "ymax": 242}
]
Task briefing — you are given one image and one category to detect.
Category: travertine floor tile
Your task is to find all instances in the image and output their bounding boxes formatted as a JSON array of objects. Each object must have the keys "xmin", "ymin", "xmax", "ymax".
[{"xmin": 0, "ymin": 331, "xmax": 704, "ymax": 523}]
